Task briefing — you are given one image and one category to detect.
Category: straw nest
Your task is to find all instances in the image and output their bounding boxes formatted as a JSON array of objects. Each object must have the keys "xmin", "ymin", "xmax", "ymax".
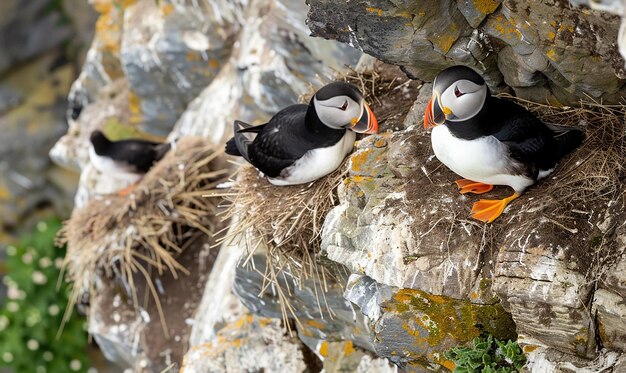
[
  {"xmin": 58, "ymin": 137, "xmax": 229, "ymax": 331},
  {"xmin": 213, "ymin": 66, "xmax": 419, "ymax": 328},
  {"xmin": 494, "ymin": 95, "xmax": 626, "ymax": 280}
]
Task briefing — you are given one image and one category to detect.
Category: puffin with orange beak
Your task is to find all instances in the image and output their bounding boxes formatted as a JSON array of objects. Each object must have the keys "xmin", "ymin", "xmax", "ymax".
[
  {"xmin": 226, "ymin": 82, "xmax": 378, "ymax": 185},
  {"xmin": 424, "ymin": 66, "xmax": 584, "ymax": 222}
]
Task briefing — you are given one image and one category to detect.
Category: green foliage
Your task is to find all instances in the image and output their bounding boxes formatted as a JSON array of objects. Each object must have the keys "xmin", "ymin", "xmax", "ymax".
[
  {"xmin": 445, "ymin": 334, "xmax": 526, "ymax": 373},
  {"xmin": 0, "ymin": 218, "xmax": 90, "ymax": 372}
]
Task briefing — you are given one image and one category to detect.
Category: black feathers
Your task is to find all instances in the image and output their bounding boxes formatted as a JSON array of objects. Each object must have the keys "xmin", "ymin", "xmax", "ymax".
[
  {"xmin": 225, "ymin": 103, "xmax": 344, "ymax": 178},
  {"xmin": 89, "ymin": 130, "xmax": 171, "ymax": 174}
]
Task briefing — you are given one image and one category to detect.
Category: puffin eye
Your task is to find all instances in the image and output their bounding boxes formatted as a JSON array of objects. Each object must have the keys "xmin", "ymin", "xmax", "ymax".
[
  {"xmin": 338, "ymin": 100, "xmax": 348, "ymax": 111},
  {"xmin": 454, "ymin": 86, "xmax": 464, "ymax": 98}
]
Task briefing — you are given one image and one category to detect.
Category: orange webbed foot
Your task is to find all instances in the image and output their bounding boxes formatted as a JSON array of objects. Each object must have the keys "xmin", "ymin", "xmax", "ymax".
[
  {"xmin": 117, "ymin": 182, "xmax": 138, "ymax": 197},
  {"xmin": 455, "ymin": 179, "xmax": 494, "ymax": 195},
  {"xmin": 470, "ymin": 193, "xmax": 519, "ymax": 223}
]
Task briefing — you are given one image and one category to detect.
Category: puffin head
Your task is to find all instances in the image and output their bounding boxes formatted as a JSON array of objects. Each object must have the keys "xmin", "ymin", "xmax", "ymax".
[
  {"xmin": 424, "ymin": 65, "xmax": 489, "ymax": 129},
  {"xmin": 313, "ymin": 82, "xmax": 378, "ymax": 134}
]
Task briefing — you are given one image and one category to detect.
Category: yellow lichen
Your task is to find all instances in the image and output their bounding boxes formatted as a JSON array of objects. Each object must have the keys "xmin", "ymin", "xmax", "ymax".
[
  {"xmin": 472, "ymin": 0, "xmax": 500, "ymax": 15},
  {"xmin": 366, "ymin": 7, "xmax": 384, "ymax": 16},
  {"xmin": 343, "ymin": 341, "xmax": 355, "ymax": 356},
  {"xmin": 319, "ymin": 341, "xmax": 329, "ymax": 357}
]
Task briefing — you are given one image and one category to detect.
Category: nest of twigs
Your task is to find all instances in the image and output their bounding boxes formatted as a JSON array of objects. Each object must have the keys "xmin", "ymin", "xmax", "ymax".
[
  {"xmin": 213, "ymin": 164, "xmax": 347, "ymax": 329},
  {"xmin": 58, "ymin": 137, "xmax": 229, "ymax": 332},
  {"xmin": 213, "ymin": 66, "xmax": 418, "ymax": 330},
  {"xmin": 495, "ymin": 94, "xmax": 626, "ymax": 280}
]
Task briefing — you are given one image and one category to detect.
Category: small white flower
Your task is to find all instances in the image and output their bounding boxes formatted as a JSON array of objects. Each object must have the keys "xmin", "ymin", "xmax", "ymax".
[
  {"xmin": 22, "ymin": 252, "xmax": 33, "ymax": 264},
  {"xmin": 6, "ymin": 246, "xmax": 16, "ymax": 256},
  {"xmin": 54, "ymin": 258, "xmax": 64, "ymax": 269},
  {"xmin": 36, "ymin": 366, "xmax": 46, "ymax": 373},
  {"xmin": 7, "ymin": 287, "xmax": 20, "ymax": 300},
  {"xmin": 26, "ymin": 311, "xmax": 41, "ymax": 327},
  {"xmin": 70, "ymin": 359, "xmax": 82, "ymax": 371},
  {"xmin": 6, "ymin": 302, "xmax": 19, "ymax": 312},
  {"xmin": 37, "ymin": 221, "xmax": 48, "ymax": 232},
  {"xmin": 38, "ymin": 257, "xmax": 52, "ymax": 268},
  {"xmin": 27, "ymin": 339, "xmax": 39, "ymax": 351},
  {"xmin": 32, "ymin": 271, "xmax": 47, "ymax": 285},
  {"xmin": 0, "ymin": 315, "xmax": 9, "ymax": 331},
  {"xmin": 43, "ymin": 351, "xmax": 53, "ymax": 361},
  {"xmin": 2, "ymin": 352, "xmax": 13, "ymax": 363},
  {"xmin": 87, "ymin": 368, "xmax": 98, "ymax": 373},
  {"xmin": 48, "ymin": 305, "xmax": 60, "ymax": 316}
]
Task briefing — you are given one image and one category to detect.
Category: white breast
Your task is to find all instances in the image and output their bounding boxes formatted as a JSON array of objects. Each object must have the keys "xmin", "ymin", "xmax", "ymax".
[
  {"xmin": 88, "ymin": 146, "xmax": 143, "ymax": 183},
  {"xmin": 268, "ymin": 131, "xmax": 356, "ymax": 186},
  {"xmin": 431, "ymin": 125, "xmax": 533, "ymax": 193}
]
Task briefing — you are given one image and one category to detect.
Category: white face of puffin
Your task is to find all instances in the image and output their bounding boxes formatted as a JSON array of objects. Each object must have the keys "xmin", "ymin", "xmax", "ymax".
[
  {"xmin": 424, "ymin": 66, "xmax": 490, "ymax": 129},
  {"xmin": 313, "ymin": 95, "xmax": 363, "ymax": 129},
  {"xmin": 312, "ymin": 81, "xmax": 378, "ymax": 134},
  {"xmin": 438, "ymin": 79, "xmax": 488, "ymax": 122}
]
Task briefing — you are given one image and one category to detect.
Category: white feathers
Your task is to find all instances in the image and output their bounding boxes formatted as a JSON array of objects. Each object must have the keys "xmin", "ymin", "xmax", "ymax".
[
  {"xmin": 313, "ymin": 95, "xmax": 362, "ymax": 129},
  {"xmin": 88, "ymin": 146, "xmax": 142, "ymax": 183},
  {"xmin": 431, "ymin": 125, "xmax": 534, "ymax": 193},
  {"xmin": 439, "ymin": 79, "xmax": 487, "ymax": 122},
  {"xmin": 268, "ymin": 130, "xmax": 356, "ymax": 186}
]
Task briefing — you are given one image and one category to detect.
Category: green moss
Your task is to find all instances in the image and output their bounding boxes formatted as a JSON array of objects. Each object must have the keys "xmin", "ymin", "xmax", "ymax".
[
  {"xmin": 0, "ymin": 218, "xmax": 91, "ymax": 372},
  {"xmin": 384, "ymin": 289, "xmax": 517, "ymax": 347}
]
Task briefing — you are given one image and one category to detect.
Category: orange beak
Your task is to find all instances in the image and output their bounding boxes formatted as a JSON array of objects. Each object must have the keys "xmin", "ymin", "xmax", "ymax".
[
  {"xmin": 352, "ymin": 102, "xmax": 379, "ymax": 134},
  {"xmin": 424, "ymin": 95, "xmax": 445, "ymax": 129}
]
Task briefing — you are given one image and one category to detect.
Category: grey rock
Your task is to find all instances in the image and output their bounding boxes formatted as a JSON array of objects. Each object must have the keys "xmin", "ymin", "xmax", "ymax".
[{"xmin": 307, "ymin": 0, "xmax": 626, "ymax": 105}]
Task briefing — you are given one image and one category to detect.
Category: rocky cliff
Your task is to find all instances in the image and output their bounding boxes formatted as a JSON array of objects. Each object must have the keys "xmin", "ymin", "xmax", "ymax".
[{"xmin": 48, "ymin": 0, "xmax": 626, "ymax": 372}]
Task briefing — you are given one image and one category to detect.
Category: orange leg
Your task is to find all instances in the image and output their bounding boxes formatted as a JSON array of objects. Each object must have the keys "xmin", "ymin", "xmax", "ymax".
[
  {"xmin": 455, "ymin": 179, "xmax": 494, "ymax": 195},
  {"xmin": 471, "ymin": 193, "xmax": 519, "ymax": 223},
  {"xmin": 117, "ymin": 182, "xmax": 138, "ymax": 197}
]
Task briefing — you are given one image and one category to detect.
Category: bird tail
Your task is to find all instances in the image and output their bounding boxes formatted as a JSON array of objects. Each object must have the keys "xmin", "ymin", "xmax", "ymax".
[
  {"xmin": 154, "ymin": 142, "xmax": 172, "ymax": 162},
  {"xmin": 224, "ymin": 120, "xmax": 261, "ymax": 163},
  {"xmin": 547, "ymin": 123, "xmax": 585, "ymax": 158}
]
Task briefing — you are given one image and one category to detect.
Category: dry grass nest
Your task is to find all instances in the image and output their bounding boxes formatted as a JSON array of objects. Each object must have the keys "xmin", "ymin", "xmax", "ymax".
[
  {"xmin": 57, "ymin": 137, "xmax": 229, "ymax": 334},
  {"xmin": 212, "ymin": 66, "xmax": 417, "ymax": 329},
  {"xmin": 496, "ymin": 94, "xmax": 626, "ymax": 281}
]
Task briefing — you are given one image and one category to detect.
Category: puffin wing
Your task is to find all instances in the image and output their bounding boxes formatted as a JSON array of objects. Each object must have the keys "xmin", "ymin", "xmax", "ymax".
[
  {"xmin": 106, "ymin": 140, "xmax": 163, "ymax": 173},
  {"xmin": 247, "ymin": 105, "xmax": 310, "ymax": 178},
  {"xmin": 226, "ymin": 120, "xmax": 266, "ymax": 163},
  {"xmin": 491, "ymin": 99, "xmax": 583, "ymax": 172}
]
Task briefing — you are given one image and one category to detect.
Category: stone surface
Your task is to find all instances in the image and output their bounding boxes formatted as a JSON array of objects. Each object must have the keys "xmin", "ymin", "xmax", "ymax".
[
  {"xmin": 307, "ymin": 0, "xmax": 626, "ymax": 105},
  {"xmin": 170, "ymin": 0, "xmax": 361, "ymax": 144},
  {"xmin": 89, "ymin": 235, "xmax": 219, "ymax": 372},
  {"xmin": 181, "ymin": 315, "xmax": 307, "ymax": 373}
]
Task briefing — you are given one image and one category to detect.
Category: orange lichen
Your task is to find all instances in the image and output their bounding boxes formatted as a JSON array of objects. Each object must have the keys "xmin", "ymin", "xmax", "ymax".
[
  {"xmin": 546, "ymin": 48, "xmax": 559, "ymax": 62},
  {"xmin": 209, "ymin": 59, "xmax": 220, "ymax": 69},
  {"xmin": 366, "ymin": 7, "xmax": 384, "ymax": 16},
  {"xmin": 0, "ymin": 186, "xmax": 9, "ymax": 200},
  {"xmin": 319, "ymin": 341, "xmax": 329, "ymax": 357},
  {"xmin": 128, "ymin": 91, "xmax": 142, "ymax": 125},
  {"xmin": 349, "ymin": 149, "xmax": 375, "ymax": 173},
  {"xmin": 343, "ymin": 341, "xmax": 355, "ymax": 356},
  {"xmin": 523, "ymin": 344, "xmax": 539, "ymax": 353},
  {"xmin": 307, "ymin": 319, "xmax": 325, "ymax": 329},
  {"xmin": 430, "ymin": 23, "xmax": 459, "ymax": 53},
  {"xmin": 161, "ymin": 3, "xmax": 174, "ymax": 16},
  {"xmin": 472, "ymin": 0, "xmax": 501, "ymax": 15}
]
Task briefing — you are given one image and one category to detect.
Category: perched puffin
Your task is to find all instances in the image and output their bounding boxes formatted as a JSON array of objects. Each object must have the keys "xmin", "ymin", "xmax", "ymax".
[
  {"xmin": 424, "ymin": 66, "xmax": 584, "ymax": 223},
  {"xmin": 225, "ymin": 82, "xmax": 378, "ymax": 185},
  {"xmin": 89, "ymin": 130, "xmax": 172, "ymax": 194}
]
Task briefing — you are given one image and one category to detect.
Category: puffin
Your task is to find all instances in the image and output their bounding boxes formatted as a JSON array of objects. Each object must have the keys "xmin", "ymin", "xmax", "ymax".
[
  {"xmin": 424, "ymin": 65, "xmax": 584, "ymax": 223},
  {"xmin": 225, "ymin": 82, "xmax": 378, "ymax": 185},
  {"xmin": 89, "ymin": 130, "xmax": 172, "ymax": 194}
]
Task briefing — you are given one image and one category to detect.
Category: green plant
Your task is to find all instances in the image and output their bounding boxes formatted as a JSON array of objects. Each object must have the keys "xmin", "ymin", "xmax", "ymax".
[
  {"xmin": 0, "ymin": 218, "xmax": 91, "ymax": 372},
  {"xmin": 445, "ymin": 334, "xmax": 526, "ymax": 373}
]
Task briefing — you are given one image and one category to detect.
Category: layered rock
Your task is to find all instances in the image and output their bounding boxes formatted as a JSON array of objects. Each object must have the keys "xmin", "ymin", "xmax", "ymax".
[{"xmin": 307, "ymin": 0, "xmax": 626, "ymax": 105}]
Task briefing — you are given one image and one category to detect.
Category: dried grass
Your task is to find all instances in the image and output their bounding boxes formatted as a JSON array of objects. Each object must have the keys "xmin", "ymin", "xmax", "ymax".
[
  {"xmin": 211, "ymin": 66, "xmax": 416, "ymax": 332},
  {"xmin": 211, "ymin": 164, "xmax": 347, "ymax": 332},
  {"xmin": 57, "ymin": 137, "xmax": 229, "ymax": 336}
]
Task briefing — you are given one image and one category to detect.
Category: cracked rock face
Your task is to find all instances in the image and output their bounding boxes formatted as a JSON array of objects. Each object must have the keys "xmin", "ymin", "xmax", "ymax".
[
  {"xmin": 321, "ymin": 82, "xmax": 626, "ymax": 369},
  {"xmin": 307, "ymin": 0, "xmax": 626, "ymax": 105}
]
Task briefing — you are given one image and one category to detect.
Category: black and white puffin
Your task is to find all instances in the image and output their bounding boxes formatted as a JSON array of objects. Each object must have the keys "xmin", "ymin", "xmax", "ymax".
[
  {"xmin": 89, "ymin": 130, "xmax": 172, "ymax": 194},
  {"xmin": 225, "ymin": 82, "xmax": 378, "ymax": 185},
  {"xmin": 424, "ymin": 65, "xmax": 584, "ymax": 223}
]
